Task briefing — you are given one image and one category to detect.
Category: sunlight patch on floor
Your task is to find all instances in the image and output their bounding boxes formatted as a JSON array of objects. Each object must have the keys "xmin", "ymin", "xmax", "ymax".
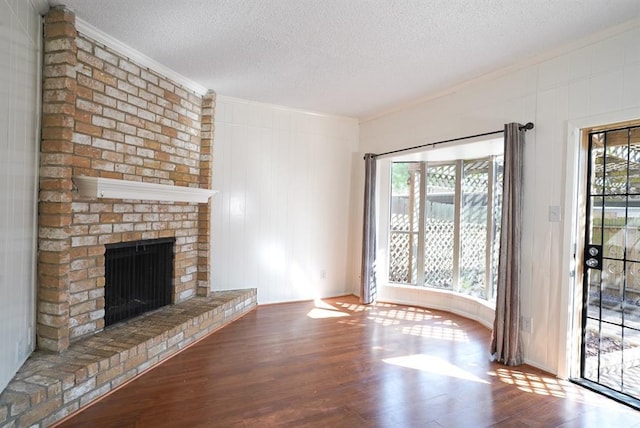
[
  {"xmin": 334, "ymin": 299, "xmax": 468, "ymax": 341},
  {"xmin": 307, "ymin": 308, "xmax": 350, "ymax": 319},
  {"xmin": 491, "ymin": 368, "xmax": 570, "ymax": 398},
  {"xmin": 383, "ymin": 354, "xmax": 490, "ymax": 384},
  {"xmin": 399, "ymin": 324, "xmax": 469, "ymax": 342},
  {"xmin": 307, "ymin": 299, "xmax": 350, "ymax": 319},
  {"xmin": 372, "ymin": 309, "xmax": 437, "ymax": 322},
  {"xmin": 335, "ymin": 301, "xmax": 369, "ymax": 312},
  {"xmin": 489, "ymin": 367, "xmax": 638, "ymax": 411},
  {"xmin": 368, "ymin": 316, "xmax": 401, "ymax": 326}
]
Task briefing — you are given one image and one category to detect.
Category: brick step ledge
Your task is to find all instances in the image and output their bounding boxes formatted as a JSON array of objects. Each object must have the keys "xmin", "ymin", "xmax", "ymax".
[{"xmin": 0, "ymin": 289, "xmax": 257, "ymax": 428}]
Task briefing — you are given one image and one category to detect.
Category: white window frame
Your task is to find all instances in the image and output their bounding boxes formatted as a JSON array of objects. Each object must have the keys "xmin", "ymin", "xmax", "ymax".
[{"xmin": 375, "ymin": 137, "xmax": 504, "ymax": 328}]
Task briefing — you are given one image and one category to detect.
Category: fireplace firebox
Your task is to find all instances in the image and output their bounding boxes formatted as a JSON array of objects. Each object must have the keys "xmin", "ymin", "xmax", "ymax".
[{"xmin": 104, "ymin": 237, "xmax": 175, "ymax": 326}]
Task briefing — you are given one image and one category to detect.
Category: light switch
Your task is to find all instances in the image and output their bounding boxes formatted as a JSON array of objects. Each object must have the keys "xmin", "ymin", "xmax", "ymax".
[{"xmin": 548, "ymin": 205, "xmax": 561, "ymax": 222}]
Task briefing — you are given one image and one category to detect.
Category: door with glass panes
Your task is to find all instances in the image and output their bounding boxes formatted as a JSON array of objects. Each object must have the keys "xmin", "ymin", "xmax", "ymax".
[{"xmin": 579, "ymin": 124, "xmax": 640, "ymax": 405}]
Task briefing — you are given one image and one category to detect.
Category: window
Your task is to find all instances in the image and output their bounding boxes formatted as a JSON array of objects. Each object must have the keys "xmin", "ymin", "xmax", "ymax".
[{"xmin": 388, "ymin": 156, "xmax": 503, "ymax": 300}]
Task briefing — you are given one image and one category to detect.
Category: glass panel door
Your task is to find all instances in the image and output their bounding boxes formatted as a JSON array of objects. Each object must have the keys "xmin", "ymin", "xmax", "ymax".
[{"xmin": 580, "ymin": 125, "xmax": 640, "ymax": 405}]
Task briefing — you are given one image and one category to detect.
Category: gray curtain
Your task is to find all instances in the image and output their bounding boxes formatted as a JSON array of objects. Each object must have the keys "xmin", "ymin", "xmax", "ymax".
[
  {"xmin": 360, "ymin": 153, "xmax": 377, "ymax": 304},
  {"xmin": 490, "ymin": 123, "xmax": 525, "ymax": 366}
]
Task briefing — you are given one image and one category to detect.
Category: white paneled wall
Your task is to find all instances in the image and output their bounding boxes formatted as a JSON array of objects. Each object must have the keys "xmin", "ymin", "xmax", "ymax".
[
  {"xmin": 212, "ymin": 97, "xmax": 359, "ymax": 303},
  {"xmin": 0, "ymin": 0, "xmax": 42, "ymax": 391},
  {"xmin": 355, "ymin": 22, "xmax": 640, "ymax": 375}
]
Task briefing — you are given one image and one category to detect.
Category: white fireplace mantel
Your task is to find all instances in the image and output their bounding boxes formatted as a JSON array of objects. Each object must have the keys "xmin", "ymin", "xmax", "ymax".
[{"xmin": 72, "ymin": 176, "xmax": 217, "ymax": 203}]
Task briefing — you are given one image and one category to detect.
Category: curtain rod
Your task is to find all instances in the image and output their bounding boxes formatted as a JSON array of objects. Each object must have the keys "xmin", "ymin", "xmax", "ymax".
[{"xmin": 372, "ymin": 122, "xmax": 534, "ymax": 158}]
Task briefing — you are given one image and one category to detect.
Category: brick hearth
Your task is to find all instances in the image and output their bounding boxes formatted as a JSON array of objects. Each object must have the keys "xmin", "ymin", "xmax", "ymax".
[{"xmin": 0, "ymin": 289, "xmax": 256, "ymax": 427}]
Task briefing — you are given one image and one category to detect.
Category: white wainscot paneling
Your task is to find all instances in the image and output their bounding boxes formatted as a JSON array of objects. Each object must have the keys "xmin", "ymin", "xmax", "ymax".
[
  {"xmin": 590, "ymin": 34, "xmax": 626, "ymax": 76},
  {"xmin": 589, "ymin": 70, "xmax": 624, "ymax": 116},
  {"xmin": 623, "ymin": 63, "xmax": 640, "ymax": 109},
  {"xmin": 212, "ymin": 99, "xmax": 358, "ymax": 304},
  {"xmin": 538, "ymin": 56, "xmax": 570, "ymax": 91},
  {"xmin": 0, "ymin": 0, "xmax": 40, "ymax": 393}
]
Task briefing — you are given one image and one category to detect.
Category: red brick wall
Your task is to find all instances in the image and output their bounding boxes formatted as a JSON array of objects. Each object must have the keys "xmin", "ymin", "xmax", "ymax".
[{"xmin": 38, "ymin": 6, "xmax": 215, "ymax": 351}]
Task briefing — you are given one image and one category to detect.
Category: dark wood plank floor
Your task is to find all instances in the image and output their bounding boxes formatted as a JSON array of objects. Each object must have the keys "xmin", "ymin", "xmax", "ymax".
[{"xmin": 56, "ymin": 296, "xmax": 640, "ymax": 427}]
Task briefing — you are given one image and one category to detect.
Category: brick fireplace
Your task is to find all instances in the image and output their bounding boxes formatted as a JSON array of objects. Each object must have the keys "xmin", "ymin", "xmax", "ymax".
[
  {"xmin": 0, "ymin": 8, "xmax": 260, "ymax": 426},
  {"xmin": 38, "ymin": 6, "xmax": 216, "ymax": 353}
]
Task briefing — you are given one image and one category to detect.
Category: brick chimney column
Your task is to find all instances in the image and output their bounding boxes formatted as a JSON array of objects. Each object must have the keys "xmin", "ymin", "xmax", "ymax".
[
  {"xmin": 197, "ymin": 90, "xmax": 216, "ymax": 297},
  {"xmin": 38, "ymin": 6, "xmax": 77, "ymax": 352}
]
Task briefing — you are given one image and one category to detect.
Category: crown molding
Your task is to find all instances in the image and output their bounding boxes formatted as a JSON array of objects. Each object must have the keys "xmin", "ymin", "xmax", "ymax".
[
  {"xmin": 73, "ymin": 176, "xmax": 217, "ymax": 203},
  {"xmin": 216, "ymin": 95, "xmax": 358, "ymax": 122},
  {"xmin": 75, "ymin": 18, "xmax": 208, "ymax": 96}
]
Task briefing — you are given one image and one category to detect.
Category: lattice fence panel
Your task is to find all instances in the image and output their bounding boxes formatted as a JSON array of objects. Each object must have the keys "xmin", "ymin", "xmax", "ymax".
[
  {"xmin": 424, "ymin": 218, "xmax": 454, "ymax": 288},
  {"xmin": 389, "ymin": 231, "xmax": 411, "ymax": 283},
  {"xmin": 459, "ymin": 223, "xmax": 487, "ymax": 296},
  {"xmin": 390, "ymin": 211, "xmax": 410, "ymax": 232}
]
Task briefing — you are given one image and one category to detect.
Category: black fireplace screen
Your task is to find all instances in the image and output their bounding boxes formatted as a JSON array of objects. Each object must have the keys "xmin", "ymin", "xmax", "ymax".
[{"xmin": 104, "ymin": 237, "xmax": 174, "ymax": 326}]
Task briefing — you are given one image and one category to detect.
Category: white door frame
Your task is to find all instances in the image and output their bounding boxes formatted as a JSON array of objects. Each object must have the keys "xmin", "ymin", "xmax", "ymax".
[{"xmin": 558, "ymin": 108, "xmax": 640, "ymax": 379}]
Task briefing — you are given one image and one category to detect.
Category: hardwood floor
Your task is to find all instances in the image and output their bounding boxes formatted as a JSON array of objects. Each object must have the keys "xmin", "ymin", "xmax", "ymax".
[{"xmin": 56, "ymin": 296, "xmax": 640, "ymax": 427}]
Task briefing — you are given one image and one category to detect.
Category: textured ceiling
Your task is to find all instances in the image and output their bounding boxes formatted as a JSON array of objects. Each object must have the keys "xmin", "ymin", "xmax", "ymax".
[{"xmin": 48, "ymin": 0, "xmax": 640, "ymax": 119}]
